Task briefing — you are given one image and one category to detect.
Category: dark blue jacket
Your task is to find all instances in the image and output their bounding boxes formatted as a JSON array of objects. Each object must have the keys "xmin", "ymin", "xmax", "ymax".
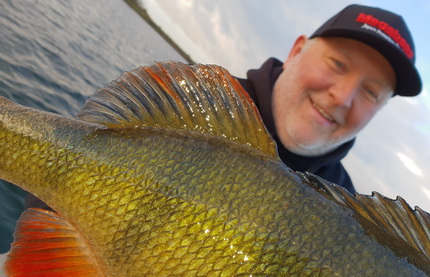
[{"xmin": 236, "ymin": 58, "xmax": 356, "ymax": 193}]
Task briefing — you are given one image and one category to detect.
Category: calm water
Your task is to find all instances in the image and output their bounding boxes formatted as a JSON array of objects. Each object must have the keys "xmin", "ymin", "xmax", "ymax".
[{"xmin": 0, "ymin": 0, "xmax": 185, "ymax": 253}]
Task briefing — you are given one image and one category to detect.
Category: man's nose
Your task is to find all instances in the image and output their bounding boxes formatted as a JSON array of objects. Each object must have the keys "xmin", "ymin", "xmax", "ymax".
[{"xmin": 328, "ymin": 80, "xmax": 359, "ymax": 108}]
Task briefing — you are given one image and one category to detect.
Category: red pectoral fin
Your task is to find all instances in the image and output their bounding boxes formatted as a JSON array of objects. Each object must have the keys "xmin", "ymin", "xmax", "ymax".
[{"xmin": 5, "ymin": 208, "xmax": 105, "ymax": 276}]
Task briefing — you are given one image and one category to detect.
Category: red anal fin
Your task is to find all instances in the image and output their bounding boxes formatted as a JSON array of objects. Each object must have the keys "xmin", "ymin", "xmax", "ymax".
[{"xmin": 5, "ymin": 208, "xmax": 105, "ymax": 277}]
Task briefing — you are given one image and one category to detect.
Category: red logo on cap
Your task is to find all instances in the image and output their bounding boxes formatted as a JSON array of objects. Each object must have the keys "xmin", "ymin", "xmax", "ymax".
[{"xmin": 356, "ymin": 13, "xmax": 413, "ymax": 59}]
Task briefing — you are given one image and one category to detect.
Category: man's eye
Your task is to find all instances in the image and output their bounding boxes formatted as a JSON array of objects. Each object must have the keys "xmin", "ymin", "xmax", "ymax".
[
  {"xmin": 330, "ymin": 58, "xmax": 347, "ymax": 73},
  {"xmin": 364, "ymin": 88, "xmax": 379, "ymax": 103}
]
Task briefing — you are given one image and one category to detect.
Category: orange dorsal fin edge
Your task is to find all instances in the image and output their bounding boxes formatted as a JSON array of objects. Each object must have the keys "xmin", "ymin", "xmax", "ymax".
[
  {"xmin": 5, "ymin": 208, "xmax": 105, "ymax": 277},
  {"xmin": 77, "ymin": 61, "xmax": 278, "ymax": 159},
  {"xmin": 302, "ymin": 172, "xmax": 430, "ymax": 270}
]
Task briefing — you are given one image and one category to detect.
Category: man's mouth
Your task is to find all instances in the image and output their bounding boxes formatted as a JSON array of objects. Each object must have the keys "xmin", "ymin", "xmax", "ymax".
[{"xmin": 311, "ymin": 101, "xmax": 336, "ymax": 123}]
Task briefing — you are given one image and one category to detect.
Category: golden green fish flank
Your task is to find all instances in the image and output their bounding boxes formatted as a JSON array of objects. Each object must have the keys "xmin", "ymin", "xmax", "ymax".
[
  {"xmin": 1, "ymin": 61, "xmax": 429, "ymax": 276},
  {"xmin": 0, "ymin": 98, "xmax": 426, "ymax": 276}
]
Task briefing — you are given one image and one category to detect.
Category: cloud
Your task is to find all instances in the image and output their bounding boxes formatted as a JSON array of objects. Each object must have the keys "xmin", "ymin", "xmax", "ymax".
[
  {"xmin": 142, "ymin": 0, "xmax": 356, "ymax": 76},
  {"xmin": 344, "ymin": 95, "xmax": 430, "ymax": 210}
]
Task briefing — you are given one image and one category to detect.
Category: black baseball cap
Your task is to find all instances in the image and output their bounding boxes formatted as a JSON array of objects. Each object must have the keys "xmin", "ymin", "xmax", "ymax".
[{"xmin": 310, "ymin": 4, "xmax": 422, "ymax": 96}]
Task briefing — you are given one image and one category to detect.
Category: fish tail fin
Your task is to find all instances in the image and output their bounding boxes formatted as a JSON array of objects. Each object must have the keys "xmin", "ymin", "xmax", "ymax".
[{"xmin": 5, "ymin": 208, "xmax": 105, "ymax": 277}]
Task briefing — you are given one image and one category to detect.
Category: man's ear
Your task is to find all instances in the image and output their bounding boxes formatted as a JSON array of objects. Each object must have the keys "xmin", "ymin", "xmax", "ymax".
[{"xmin": 283, "ymin": 35, "xmax": 308, "ymax": 68}]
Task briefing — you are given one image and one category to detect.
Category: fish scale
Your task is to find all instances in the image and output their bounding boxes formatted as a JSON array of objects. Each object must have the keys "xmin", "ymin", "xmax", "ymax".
[
  {"xmin": 62, "ymin": 132, "xmax": 422, "ymax": 276},
  {"xmin": 2, "ymin": 61, "xmax": 430, "ymax": 276}
]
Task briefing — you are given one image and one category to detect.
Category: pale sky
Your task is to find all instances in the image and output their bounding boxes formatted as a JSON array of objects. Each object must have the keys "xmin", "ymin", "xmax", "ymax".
[{"xmin": 139, "ymin": 0, "xmax": 430, "ymax": 211}]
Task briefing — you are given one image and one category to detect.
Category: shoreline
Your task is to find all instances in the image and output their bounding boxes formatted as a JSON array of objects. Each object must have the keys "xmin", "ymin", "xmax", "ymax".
[{"xmin": 124, "ymin": 0, "xmax": 195, "ymax": 64}]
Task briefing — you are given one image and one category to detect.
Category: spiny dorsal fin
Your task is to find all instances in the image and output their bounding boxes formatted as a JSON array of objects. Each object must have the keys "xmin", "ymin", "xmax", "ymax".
[
  {"xmin": 5, "ymin": 208, "xmax": 105, "ymax": 276},
  {"xmin": 77, "ymin": 61, "xmax": 278, "ymax": 158},
  {"xmin": 302, "ymin": 172, "xmax": 430, "ymax": 266}
]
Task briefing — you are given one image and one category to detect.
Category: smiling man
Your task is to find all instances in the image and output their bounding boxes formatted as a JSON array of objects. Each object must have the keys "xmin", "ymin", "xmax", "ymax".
[{"xmin": 237, "ymin": 4, "xmax": 422, "ymax": 193}]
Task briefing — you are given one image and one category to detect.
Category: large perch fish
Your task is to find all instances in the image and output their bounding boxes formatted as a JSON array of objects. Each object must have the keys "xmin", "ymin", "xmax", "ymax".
[{"xmin": 1, "ymin": 61, "xmax": 430, "ymax": 276}]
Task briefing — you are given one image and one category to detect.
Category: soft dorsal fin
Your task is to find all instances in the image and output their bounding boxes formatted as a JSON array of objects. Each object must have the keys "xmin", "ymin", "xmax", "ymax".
[
  {"xmin": 5, "ymin": 208, "xmax": 105, "ymax": 276},
  {"xmin": 77, "ymin": 61, "xmax": 277, "ymax": 158},
  {"xmin": 302, "ymin": 172, "xmax": 430, "ymax": 270}
]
